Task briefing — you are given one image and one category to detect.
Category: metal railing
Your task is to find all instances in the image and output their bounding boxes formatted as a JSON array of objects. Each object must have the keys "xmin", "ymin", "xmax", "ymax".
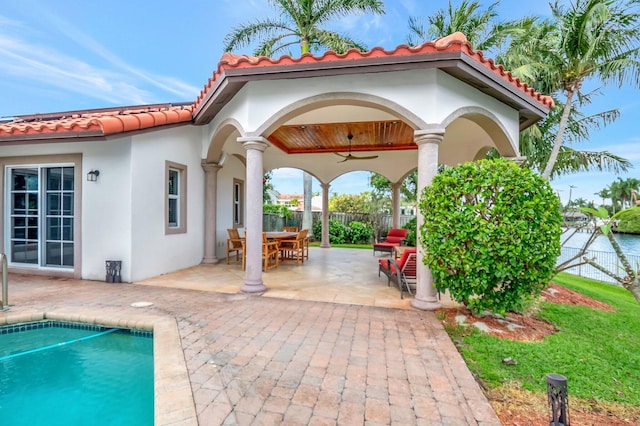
[
  {"xmin": 558, "ymin": 247, "xmax": 640, "ymax": 285},
  {"xmin": 1, "ymin": 253, "xmax": 8, "ymax": 311}
]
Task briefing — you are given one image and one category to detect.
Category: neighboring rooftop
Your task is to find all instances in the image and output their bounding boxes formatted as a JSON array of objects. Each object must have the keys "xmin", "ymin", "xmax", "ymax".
[{"xmin": 0, "ymin": 103, "xmax": 193, "ymax": 142}]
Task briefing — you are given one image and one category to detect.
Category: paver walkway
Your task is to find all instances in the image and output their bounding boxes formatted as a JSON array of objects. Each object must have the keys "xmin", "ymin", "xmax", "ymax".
[{"xmin": 4, "ymin": 274, "xmax": 501, "ymax": 425}]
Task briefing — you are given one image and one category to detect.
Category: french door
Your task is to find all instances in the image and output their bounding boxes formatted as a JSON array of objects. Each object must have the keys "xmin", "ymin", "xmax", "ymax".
[{"xmin": 8, "ymin": 166, "xmax": 74, "ymax": 268}]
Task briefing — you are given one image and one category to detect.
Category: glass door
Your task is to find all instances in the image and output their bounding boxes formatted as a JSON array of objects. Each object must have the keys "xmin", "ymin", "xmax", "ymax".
[
  {"xmin": 9, "ymin": 168, "xmax": 39, "ymax": 264},
  {"xmin": 45, "ymin": 167, "xmax": 74, "ymax": 267},
  {"xmin": 7, "ymin": 165, "xmax": 74, "ymax": 268}
]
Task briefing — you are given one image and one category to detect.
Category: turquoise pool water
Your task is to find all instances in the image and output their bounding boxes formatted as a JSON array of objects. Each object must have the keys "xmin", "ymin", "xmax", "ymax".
[{"xmin": 0, "ymin": 321, "xmax": 153, "ymax": 425}]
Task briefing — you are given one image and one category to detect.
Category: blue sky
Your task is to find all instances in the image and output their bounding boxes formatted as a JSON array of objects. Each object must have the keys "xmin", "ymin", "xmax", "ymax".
[{"xmin": 1, "ymin": 0, "xmax": 638, "ymax": 204}]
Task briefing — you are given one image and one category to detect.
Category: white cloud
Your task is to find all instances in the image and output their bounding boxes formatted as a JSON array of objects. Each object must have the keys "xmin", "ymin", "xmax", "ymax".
[
  {"xmin": 595, "ymin": 140, "xmax": 640, "ymax": 161},
  {"xmin": 0, "ymin": 7, "xmax": 199, "ymax": 108},
  {"xmin": 397, "ymin": 0, "xmax": 419, "ymax": 15},
  {"xmin": 0, "ymin": 35, "xmax": 152, "ymax": 105},
  {"xmin": 0, "ymin": 14, "xmax": 22, "ymax": 28},
  {"xmin": 271, "ymin": 168, "xmax": 303, "ymax": 179},
  {"xmin": 31, "ymin": 8, "xmax": 199, "ymax": 99}
]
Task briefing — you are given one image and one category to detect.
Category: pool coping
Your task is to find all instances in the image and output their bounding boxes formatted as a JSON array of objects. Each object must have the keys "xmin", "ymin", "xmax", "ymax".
[{"xmin": 0, "ymin": 310, "xmax": 197, "ymax": 426}]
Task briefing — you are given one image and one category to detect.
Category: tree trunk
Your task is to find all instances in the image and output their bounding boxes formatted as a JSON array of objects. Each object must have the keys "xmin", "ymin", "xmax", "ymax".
[
  {"xmin": 627, "ymin": 276, "xmax": 640, "ymax": 306},
  {"xmin": 542, "ymin": 90, "xmax": 575, "ymax": 179}
]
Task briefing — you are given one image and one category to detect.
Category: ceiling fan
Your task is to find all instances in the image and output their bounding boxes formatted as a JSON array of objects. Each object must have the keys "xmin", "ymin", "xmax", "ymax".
[{"xmin": 335, "ymin": 134, "xmax": 379, "ymax": 163}]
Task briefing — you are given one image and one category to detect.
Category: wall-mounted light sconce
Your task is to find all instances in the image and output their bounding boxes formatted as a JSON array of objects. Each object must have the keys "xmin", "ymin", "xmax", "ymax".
[{"xmin": 87, "ymin": 170, "xmax": 100, "ymax": 182}]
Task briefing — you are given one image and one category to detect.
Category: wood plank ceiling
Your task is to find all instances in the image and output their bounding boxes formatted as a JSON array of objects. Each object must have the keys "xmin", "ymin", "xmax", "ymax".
[{"xmin": 267, "ymin": 120, "xmax": 416, "ymax": 154}]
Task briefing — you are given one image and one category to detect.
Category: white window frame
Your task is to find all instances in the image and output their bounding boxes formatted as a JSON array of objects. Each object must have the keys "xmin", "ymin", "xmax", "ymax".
[
  {"xmin": 233, "ymin": 178, "xmax": 244, "ymax": 228},
  {"xmin": 165, "ymin": 161, "xmax": 187, "ymax": 235}
]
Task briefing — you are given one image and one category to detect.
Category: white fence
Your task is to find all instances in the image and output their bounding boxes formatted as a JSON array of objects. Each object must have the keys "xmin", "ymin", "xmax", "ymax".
[{"xmin": 558, "ymin": 247, "xmax": 640, "ymax": 284}]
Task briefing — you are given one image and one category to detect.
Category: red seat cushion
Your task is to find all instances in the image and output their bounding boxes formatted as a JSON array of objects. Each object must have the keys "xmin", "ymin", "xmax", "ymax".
[
  {"xmin": 378, "ymin": 248, "xmax": 416, "ymax": 274},
  {"xmin": 396, "ymin": 248, "xmax": 417, "ymax": 269},
  {"xmin": 378, "ymin": 259, "xmax": 398, "ymax": 274},
  {"xmin": 384, "ymin": 236, "xmax": 403, "ymax": 244}
]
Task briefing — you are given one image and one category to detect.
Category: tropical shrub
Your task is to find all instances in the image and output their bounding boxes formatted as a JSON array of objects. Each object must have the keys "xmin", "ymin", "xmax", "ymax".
[
  {"xmin": 263, "ymin": 203, "xmax": 292, "ymax": 219},
  {"xmin": 312, "ymin": 219, "xmax": 373, "ymax": 244},
  {"xmin": 419, "ymin": 159, "xmax": 562, "ymax": 315},
  {"xmin": 313, "ymin": 218, "xmax": 348, "ymax": 244},
  {"xmin": 348, "ymin": 221, "xmax": 373, "ymax": 244},
  {"xmin": 616, "ymin": 208, "xmax": 640, "ymax": 234},
  {"xmin": 402, "ymin": 216, "xmax": 417, "ymax": 247}
]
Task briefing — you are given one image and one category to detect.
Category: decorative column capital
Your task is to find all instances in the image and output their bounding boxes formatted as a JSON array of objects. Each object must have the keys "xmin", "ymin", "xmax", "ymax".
[
  {"xmin": 505, "ymin": 156, "xmax": 527, "ymax": 165},
  {"xmin": 414, "ymin": 127, "xmax": 445, "ymax": 146},
  {"xmin": 238, "ymin": 136, "xmax": 270, "ymax": 152},
  {"xmin": 201, "ymin": 161, "xmax": 222, "ymax": 173},
  {"xmin": 320, "ymin": 182, "xmax": 331, "ymax": 191}
]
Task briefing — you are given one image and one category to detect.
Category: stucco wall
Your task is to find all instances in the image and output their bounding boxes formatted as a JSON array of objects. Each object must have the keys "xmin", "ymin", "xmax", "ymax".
[
  {"xmin": 0, "ymin": 138, "xmax": 134, "ymax": 281},
  {"xmin": 129, "ymin": 125, "xmax": 205, "ymax": 282}
]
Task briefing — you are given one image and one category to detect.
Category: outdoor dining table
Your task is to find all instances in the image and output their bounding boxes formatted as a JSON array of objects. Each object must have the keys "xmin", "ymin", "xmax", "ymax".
[{"xmin": 265, "ymin": 231, "xmax": 298, "ymax": 240}]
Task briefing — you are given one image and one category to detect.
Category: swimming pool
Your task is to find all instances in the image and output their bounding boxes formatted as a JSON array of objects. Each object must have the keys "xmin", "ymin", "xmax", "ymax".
[{"xmin": 0, "ymin": 320, "xmax": 153, "ymax": 425}]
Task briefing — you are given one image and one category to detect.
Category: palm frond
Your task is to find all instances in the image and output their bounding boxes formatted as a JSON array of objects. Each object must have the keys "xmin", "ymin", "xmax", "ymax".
[
  {"xmin": 314, "ymin": 29, "xmax": 366, "ymax": 53},
  {"xmin": 550, "ymin": 147, "xmax": 632, "ymax": 179},
  {"xmin": 223, "ymin": 19, "xmax": 293, "ymax": 53}
]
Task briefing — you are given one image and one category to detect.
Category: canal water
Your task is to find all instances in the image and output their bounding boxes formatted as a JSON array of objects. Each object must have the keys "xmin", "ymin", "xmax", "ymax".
[
  {"xmin": 560, "ymin": 230, "xmax": 640, "ymax": 283},
  {"xmin": 562, "ymin": 230, "xmax": 640, "ymax": 256}
]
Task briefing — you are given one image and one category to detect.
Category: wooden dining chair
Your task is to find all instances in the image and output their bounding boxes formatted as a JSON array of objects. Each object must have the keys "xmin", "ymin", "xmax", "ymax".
[
  {"xmin": 241, "ymin": 232, "xmax": 279, "ymax": 271},
  {"xmin": 262, "ymin": 232, "xmax": 280, "ymax": 271},
  {"xmin": 278, "ymin": 229, "xmax": 308, "ymax": 265},
  {"xmin": 226, "ymin": 228, "xmax": 244, "ymax": 264},
  {"xmin": 282, "ymin": 226, "xmax": 299, "ymax": 232}
]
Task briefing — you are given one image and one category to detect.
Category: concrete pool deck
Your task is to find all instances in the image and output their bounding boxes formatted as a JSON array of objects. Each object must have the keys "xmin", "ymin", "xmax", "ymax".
[{"xmin": 2, "ymin": 251, "xmax": 501, "ymax": 425}]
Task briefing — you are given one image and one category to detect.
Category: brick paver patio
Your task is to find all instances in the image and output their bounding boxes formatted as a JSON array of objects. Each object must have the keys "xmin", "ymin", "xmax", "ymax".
[{"xmin": 3, "ymin": 273, "xmax": 501, "ymax": 425}]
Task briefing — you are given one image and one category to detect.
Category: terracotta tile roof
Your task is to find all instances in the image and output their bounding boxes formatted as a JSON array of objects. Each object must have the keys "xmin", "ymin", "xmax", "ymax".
[
  {"xmin": 0, "ymin": 32, "xmax": 553, "ymax": 142},
  {"xmin": 194, "ymin": 32, "xmax": 554, "ymax": 112},
  {"xmin": 0, "ymin": 104, "xmax": 193, "ymax": 140}
]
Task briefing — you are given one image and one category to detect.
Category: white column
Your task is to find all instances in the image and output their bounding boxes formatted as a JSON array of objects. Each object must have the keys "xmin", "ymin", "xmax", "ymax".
[
  {"xmin": 201, "ymin": 162, "xmax": 221, "ymax": 264},
  {"xmin": 392, "ymin": 182, "xmax": 401, "ymax": 229},
  {"xmin": 320, "ymin": 182, "xmax": 331, "ymax": 248},
  {"xmin": 238, "ymin": 136, "xmax": 269, "ymax": 293},
  {"xmin": 302, "ymin": 172, "xmax": 313, "ymax": 231},
  {"xmin": 411, "ymin": 128, "xmax": 444, "ymax": 311}
]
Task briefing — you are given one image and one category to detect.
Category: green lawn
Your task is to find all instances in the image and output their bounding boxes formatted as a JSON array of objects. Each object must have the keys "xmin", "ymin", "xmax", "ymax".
[{"xmin": 453, "ymin": 273, "xmax": 640, "ymax": 405}]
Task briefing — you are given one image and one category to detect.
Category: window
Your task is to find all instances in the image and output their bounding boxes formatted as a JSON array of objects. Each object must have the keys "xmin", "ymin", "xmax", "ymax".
[
  {"xmin": 7, "ymin": 165, "xmax": 75, "ymax": 268},
  {"xmin": 233, "ymin": 178, "xmax": 244, "ymax": 228},
  {"xmin": 165, "ymin": 161, "xmax": 187, "ymax": 234}
]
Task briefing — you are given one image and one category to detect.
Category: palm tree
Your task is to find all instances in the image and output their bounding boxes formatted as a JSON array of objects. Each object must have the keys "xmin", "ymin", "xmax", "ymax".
[
  {"xmin": 223, "ymin": 0, "xmax": 385, "ymax": 56},
  {"xmin": 514, "ymin": 88, "xmax": 631, "ymax": 178},
  {"xmin": 617, "ymin": 177, "xmax": 640, "ymax": 208},
  {"xmin": 535, "ymin": 0, "xmax": 640, "ymax": 179},
  {"xmin": 496, "ymin": 7, "xmax": 640, "ymax": 178},
  {"xmin": 224, "ymin": 0, "xmax": 385, "ymax": 234},
  {"xmin": 406, "ymin": 0, "xmax": 518, "ymax": 52},
  {"xmin": 413, "ymin": 2, "xmax": 632, "ymax": 178},
  {"xmin": 595, "ymin": 188, "xmax": 610, "ymax": 206},
  {"xmin": 608, "ymin": 179, "xmax": 624, "ymax": 212}
]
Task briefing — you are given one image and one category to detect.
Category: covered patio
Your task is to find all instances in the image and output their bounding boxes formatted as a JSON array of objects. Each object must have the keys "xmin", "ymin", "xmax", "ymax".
[
  {"xmin": 199, "ymin": 33, "xmax": 553, "ymax": 310},
  {"xmin": 137, "ymin": 247, "xmax": 459, "ymax": 309}
]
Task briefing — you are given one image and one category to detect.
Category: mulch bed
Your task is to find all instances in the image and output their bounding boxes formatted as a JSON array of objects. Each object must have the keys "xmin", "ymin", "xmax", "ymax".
[{"xmin": 437, "ymin": 283, "xmax": 613, "ymax": 341}]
